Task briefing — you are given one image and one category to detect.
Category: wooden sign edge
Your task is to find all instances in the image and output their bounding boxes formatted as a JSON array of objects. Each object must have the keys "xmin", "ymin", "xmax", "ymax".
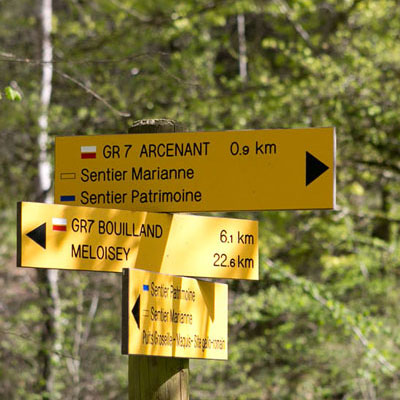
[
  {"xmin": 16, "ymin": 201, "xmax": 22, "ymax": 268},
  {"xmin": 121, "ymin": 268, "xmax": 129, "ymax": 354}
]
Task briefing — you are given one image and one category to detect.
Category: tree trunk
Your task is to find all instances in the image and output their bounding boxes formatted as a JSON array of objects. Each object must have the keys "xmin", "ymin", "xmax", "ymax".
[
  {"xmin": 36, "ymin": 1, "xmax": 61, "ymax": 398},
  {"xmin": 237, "ymin": 13, "xmax": 248, "ymax": 82}
]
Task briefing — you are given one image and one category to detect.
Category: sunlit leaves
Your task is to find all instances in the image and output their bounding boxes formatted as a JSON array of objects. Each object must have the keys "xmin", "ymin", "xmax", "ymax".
[{"xmin": 4, "ymin": 86, "xmax": 22, "ymax": 101}]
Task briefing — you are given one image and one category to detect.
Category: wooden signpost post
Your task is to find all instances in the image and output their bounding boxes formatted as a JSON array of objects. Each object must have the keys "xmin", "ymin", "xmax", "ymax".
[{"xmin": 125, "ymin": 120, "xmax": 190, "ymax": 400}]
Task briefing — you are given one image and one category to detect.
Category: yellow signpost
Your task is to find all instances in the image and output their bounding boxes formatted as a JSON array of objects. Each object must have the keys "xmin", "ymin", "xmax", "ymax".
[
  {"xmin": 17, "ymin": 201, "xmax": 258, "ymax": 279},
  {"xmin": 122, "ymin": 268, "xmax": 228, "ymax": 360},
  {"xmin": 16, "ymin": 121, "xmax": 337, "ymax": 399},
  {"xmin": 54, "ymin": 127, "xmax": 336, "ymax": 212}
]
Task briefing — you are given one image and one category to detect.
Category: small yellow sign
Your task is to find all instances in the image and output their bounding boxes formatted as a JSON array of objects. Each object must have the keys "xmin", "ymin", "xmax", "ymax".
[
  {"xmin": 121, "ymin": 268, "xmax": 228, "ymax": 360},
  {"xmin": 17, "ymin": 202, "xmax": 258, "ymax": 279},
  {"xmin": 54, "ymin": 127, "xmax": 335, "ymax": 212}
]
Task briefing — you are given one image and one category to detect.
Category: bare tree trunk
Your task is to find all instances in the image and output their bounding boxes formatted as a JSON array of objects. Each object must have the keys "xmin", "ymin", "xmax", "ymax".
[
  {"xmin": 65, "ymin": 274, "xmax": 101, "ymax": 400},
  {"xmin": 237, "ymin": 14, "xmax": 248, "ymax": 82},
  {"xmin": 36, "ymin": 0, "xmax": 61, "ymax": 398},
  {"xmin": 372, "ymin": 185, "xmax": 391, "ymax": 242},
  {"xmin": 38, "ymin": 0, "xmax": 53, "ymax": 201}
]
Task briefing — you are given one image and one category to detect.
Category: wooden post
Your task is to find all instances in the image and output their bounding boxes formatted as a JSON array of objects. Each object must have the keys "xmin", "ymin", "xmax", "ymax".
[{"xmin": 127, "ymin": 119, "xmax": 189, "ymax": 400}]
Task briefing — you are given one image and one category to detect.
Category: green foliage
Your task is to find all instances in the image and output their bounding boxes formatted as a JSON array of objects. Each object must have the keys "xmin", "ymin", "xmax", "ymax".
[{"xmin": 4, "ymin": 86, "xmax": 22, "ymax": 101}]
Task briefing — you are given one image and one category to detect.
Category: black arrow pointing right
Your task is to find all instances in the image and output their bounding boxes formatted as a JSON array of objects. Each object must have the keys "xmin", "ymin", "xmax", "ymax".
[
  {"xmin": 306, "ymin": 151, "xmax": 329, "ymax": 186},
  {"xmin": 132, "ymin": 295, "xmax": 140, "ymax": 329},
  {"xmin": 26, "ymin": 223, "xmax": 46, "ymax": 249}
]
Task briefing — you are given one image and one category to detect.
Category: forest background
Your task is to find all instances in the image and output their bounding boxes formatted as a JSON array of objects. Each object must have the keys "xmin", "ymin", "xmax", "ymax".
[{"xmin": 1, "ymin": 0, "xmax": 400, "ymax": 399}]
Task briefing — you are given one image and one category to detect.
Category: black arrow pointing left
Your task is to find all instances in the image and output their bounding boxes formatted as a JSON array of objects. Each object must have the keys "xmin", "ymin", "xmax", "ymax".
[
  {"xmin": 26, "ymin": 223, "xmax": 46, "ymax": 249},
  {"xmin": 132, "ymin": 295, "xmax": 140, "ymax": 329}
]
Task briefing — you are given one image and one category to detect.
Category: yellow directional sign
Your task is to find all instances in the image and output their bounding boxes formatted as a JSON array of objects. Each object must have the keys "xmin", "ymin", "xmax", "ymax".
[
  {"xmin": 54, "ymin": 127, "xmax": 336, "ymax": 212},
  {"xmin": 17, "ymin": 202, "xmax": 258, "ymax": 279},
  {"xmin": 121, "ymin": 268, "xmax": 228, "ymax": 360}
]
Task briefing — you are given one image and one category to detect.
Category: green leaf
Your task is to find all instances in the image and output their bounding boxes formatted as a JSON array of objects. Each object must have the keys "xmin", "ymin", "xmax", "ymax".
[{"xmin": 5, "ymin": 86, "xmax": 21, "ymax": 101}]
